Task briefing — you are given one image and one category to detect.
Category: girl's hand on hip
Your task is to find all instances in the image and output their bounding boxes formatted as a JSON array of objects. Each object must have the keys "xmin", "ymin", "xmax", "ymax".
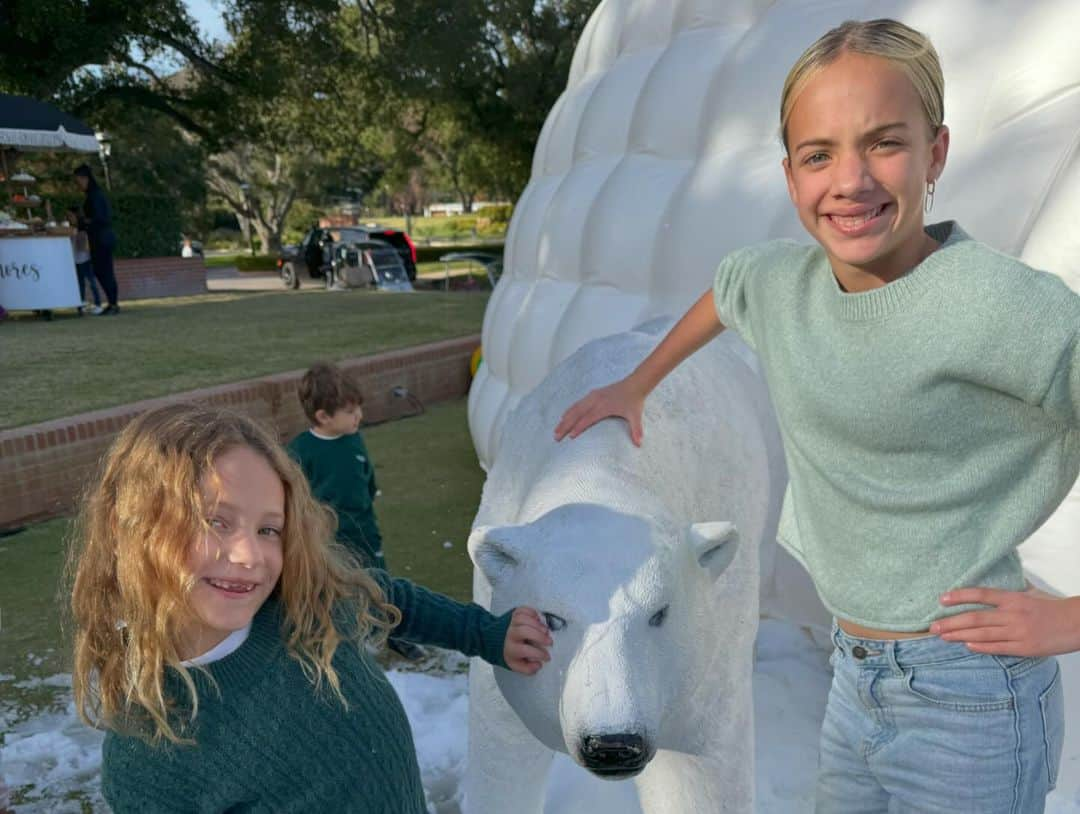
[
  {"xmin": 504, "ymin": 607, "xmax": 553, "ymax": 675},
  {"xmin": 933, "ymin": 587, "xmax": 1080, "ymax": 657},
  {"xmin": 554, "ymin": 379, "xmax": 646, "ymax": 446}
]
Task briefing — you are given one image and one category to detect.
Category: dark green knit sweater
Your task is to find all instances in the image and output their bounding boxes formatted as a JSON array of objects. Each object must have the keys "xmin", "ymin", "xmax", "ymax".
[
  {"xmin": 101, "ymin": 572, "xmax": 512, "ymax": 813},
  {"xmin": 287, "ymin": 430, "xmax": 385, "ymax": 568}
]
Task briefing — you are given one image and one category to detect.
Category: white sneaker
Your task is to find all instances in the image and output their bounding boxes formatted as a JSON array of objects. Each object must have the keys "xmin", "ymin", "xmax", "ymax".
[{"xmin": 90, "ymin": 305, "xmax": 106, "ymax": 315}]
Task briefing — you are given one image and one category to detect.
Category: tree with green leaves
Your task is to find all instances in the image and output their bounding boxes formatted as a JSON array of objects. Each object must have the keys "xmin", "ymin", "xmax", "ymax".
[
  {"xmin": 351, "ymin": 0, "xmax": 600, "ymax": 198},
  {"xmin": 0, "ymin": 0, "xmax": 343, "ymax": 143},
  {"xmin": 2, "ymin": 0, "xmax": 602, "ymax": 243},
  {"xmin": 200, "ymin": 7, "xmax": 390, "ymax": 253}
]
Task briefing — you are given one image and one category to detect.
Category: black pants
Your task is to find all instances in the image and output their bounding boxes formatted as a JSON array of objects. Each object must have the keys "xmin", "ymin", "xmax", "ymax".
[
  {"xmin": 76, "ymin": 261, "xmax": 100, "ymax": 305},
  {"xmin": 90, "ymin": 243, "xmax": 118, "ymax": 307}
]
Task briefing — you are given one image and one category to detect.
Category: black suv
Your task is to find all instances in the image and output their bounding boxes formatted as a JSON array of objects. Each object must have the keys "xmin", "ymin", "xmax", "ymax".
[{"xmin": 277, "ymin": 225, "xmax": 417, "ymax": 288}]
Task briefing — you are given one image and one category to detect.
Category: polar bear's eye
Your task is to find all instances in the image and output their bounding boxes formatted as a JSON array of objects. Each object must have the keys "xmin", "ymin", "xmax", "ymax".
[
  {"xmin": 542, "ymin": 612, "xmax": 567, "ymax": 632},
  {"xmin": 649, "ymin": 605, "xmax": 669, "ymax": 627}
]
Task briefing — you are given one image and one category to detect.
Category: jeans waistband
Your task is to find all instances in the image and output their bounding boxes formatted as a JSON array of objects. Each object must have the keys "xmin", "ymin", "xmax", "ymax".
[{"xmin": 831, "ymin": 621, "xmax": 980, "ymax": 670}]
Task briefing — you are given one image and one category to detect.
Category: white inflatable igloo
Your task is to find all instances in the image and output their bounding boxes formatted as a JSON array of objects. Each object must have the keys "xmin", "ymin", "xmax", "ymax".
[{"xmin": 467, "ymin": 0, "xmax": 1080, "ymax": 605}]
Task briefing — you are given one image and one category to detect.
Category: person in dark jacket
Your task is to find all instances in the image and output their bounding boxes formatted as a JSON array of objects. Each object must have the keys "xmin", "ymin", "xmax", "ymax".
[{"xmin": 73, "ymin": 164, "xmax": 119, "ymax": 314}]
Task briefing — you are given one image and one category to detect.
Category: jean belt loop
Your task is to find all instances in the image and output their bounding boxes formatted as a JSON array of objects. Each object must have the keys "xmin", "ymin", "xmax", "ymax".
[{"xmin": 886, "ymin": 640, "xmax": 903, "ymax": 675}]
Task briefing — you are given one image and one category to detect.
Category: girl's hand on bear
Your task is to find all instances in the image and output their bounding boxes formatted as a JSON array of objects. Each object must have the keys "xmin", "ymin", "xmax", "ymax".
[
  {"xmin": 554, "ymin": 378, "xmax": 647, "ymax": 446},
  {"xmin": 504, "ymin": 607, "xmax": 553, "ymax": 675}
]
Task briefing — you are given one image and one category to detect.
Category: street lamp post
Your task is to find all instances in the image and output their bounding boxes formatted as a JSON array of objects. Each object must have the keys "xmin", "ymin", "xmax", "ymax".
[{"xmin": 94, "ymin": 131, "xmax": 112, "ymax": 190}]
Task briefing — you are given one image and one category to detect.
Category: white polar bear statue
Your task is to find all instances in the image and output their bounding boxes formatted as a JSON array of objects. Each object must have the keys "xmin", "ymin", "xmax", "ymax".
[{"xmin": 466, "ymin": 319, "xmax": 787, "ymax": 814}]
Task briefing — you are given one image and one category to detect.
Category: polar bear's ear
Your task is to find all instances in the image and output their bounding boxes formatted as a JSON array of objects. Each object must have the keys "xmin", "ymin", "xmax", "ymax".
[
  {"xmin": 468, "ymin": 525, "xmax": 525, "ymax": 585},
  {"xmin": 689, "ymin": 521, "xmax": 739, "ymax": 582}
]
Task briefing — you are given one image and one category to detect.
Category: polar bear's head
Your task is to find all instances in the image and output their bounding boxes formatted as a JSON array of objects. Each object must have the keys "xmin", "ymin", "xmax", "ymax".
[{"xmin": 469, "ymin": 503, "xmax": 742, "ymax": 778}]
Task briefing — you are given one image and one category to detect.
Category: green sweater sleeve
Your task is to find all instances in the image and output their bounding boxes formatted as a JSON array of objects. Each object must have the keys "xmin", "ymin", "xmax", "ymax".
[
  {"xmin": 712, "ymin": 240, "xmax": 805, "ymax": 351},
  {"xmin": 369, "ymin": 569, "xmax": 511, "ymax": 669},
  {"xmin": 1042, "ymin": 328, "xmax": 1080, "ymax": 429},
  {"xmin": 712, "ymin": 247, "xmax": 757, "ymax": 349}
]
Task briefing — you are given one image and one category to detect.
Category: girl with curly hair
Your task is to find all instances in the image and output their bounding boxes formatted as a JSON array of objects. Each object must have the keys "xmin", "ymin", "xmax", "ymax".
[{"xmin": 69, "ymin": 402, "xmax": 550, "ymax": 812}]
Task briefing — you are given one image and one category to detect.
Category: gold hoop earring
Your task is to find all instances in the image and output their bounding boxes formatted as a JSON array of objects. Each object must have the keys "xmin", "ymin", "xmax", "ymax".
[{"xmin": 925, "ymin": 181, "xmax": 936, "ymax": 214}]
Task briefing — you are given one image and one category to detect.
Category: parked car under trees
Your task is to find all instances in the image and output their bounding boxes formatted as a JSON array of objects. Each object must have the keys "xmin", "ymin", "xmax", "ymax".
[{"xmin": 277, "ymin": 225, "xmax": 417, "ymax": 288}]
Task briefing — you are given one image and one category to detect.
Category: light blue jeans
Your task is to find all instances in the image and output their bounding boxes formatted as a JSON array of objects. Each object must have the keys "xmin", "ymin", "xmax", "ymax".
[{"xmin": 816, "ymin": 623, "xmax": 1065, "ymax": 813}]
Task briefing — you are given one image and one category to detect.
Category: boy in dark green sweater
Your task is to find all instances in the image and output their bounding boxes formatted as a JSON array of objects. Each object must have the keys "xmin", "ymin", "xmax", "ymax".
[
  {"xmin": 288, "ymin": 362, "xmax": 426, "ymax": 660},
  {"xmin": 287, "ymin": 362, "xmax": 386, "ymax": 569}
]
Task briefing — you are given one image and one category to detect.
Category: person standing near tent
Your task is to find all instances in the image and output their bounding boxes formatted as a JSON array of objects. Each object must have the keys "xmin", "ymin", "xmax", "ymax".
[
  {"xmin": 73, "ymin": 164, "xmax": 119, "ymax": 315},
  {"xmin": 67, "ymin": 206, "xmax": 103, "ymax": 315}
]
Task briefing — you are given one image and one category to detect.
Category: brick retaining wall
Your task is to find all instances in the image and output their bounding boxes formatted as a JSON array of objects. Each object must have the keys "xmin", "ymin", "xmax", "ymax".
[
  {"xmin": 0, "ymin": 334, "xmax": 480, "ymax": 529},
  {"xmin": 115, "ymin": 257, "xmax": 206, "ymax": 300}
]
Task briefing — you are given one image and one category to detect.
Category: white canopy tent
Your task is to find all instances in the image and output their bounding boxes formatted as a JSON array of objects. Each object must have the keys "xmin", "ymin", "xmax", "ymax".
[{"xmin": 0, "ymin": 93, "xmax": 99, "ymax": 154}]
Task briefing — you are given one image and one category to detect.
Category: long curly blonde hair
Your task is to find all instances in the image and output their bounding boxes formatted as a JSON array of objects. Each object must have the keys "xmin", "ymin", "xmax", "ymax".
[{"xmin": 68, "ymin": 402, "xmax": 400, "ymax": 744}]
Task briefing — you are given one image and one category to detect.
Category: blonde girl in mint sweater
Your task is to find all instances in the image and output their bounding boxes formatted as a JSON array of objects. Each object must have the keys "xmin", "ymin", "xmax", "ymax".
[
  {"xmin": 556, "ymin": 18, "xmax": 1078, "ymax": 814},
  {"xmin": 70, "ymin": 403, "xmax": 551, "ymax": 812}
]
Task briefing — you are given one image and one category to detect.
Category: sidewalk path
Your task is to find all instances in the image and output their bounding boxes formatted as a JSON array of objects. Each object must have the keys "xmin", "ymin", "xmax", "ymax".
[{"xmin": 205, "ymin": 266, "xmax": 319, "ymax": 292}]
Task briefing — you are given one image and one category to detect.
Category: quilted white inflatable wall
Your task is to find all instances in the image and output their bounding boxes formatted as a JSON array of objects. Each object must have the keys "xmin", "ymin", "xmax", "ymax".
[{"xmin": 468, "ymin": 0, "xmax": 1080, "ymax": 600}]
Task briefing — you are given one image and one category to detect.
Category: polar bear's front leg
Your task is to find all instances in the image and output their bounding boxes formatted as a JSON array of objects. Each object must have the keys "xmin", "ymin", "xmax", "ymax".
[
  {"xmin": 633, "ymin": 750, "xmax": 752, "ymax": 814},
  {"xmin": 465, "ymin": 660, "xmax": 554, "ymax": 814}
]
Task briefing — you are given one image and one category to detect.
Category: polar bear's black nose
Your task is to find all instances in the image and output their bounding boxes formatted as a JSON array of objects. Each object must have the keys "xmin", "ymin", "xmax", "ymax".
[{"xmin": 578, "ymin": 733, "xmax": 652, "ymax": 778}]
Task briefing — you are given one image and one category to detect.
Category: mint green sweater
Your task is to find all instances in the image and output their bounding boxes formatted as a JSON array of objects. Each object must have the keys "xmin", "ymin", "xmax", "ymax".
[
  {"xmin": 101, "ymin": 573, "xmax": 512, "ymax": 812},
  {"xmin": 713, "ymin": 222, "xmax": 1079, "ymax": 630}
]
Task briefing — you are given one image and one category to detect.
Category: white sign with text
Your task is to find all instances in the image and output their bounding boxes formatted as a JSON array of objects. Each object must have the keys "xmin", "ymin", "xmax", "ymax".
[{"xmin": 0, "ymin": 236, "xmax": 81, "ymax": 310}]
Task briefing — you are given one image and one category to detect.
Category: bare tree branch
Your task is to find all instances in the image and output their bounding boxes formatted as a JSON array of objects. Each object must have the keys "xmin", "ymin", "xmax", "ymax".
[
  {"xmin": 117, "ymin": 56, "xmax": 169, "ymax": 89},
  {"xmin": 73, "ymin": 85, "xmax": 216, "ymax": 141},
  {"xmin": 141, "ymin": 27, "xmax": 242, "ymax": 85}
]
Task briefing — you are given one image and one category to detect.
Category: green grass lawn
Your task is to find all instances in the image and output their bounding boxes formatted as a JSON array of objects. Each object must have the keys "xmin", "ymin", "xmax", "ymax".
[
  {"xmin": 204, "ymin": 253, "xmax": 242, "ymax": 268},
  {"xmin": 415, "ymin": 259, "xmax": 499, "ymax": 286},
  {"xmin": 364, "ymin": 214, "xmax": 507, "ymax": 242},
  {"xmin": 0, "ymin": 289, "xmax": 489, "ymax": 430},
  {"xmin": 0, "ymin": 520, "xmax": 70, "ymax": 701},
  {"xmin": 0, "ymin": 398, "xmax": 481, "ymax": 687},
  {"xmin": 203, "ymin": 253, "xmax": 278, "ymax": 271},
  {"xmin": 361, "ymin": 400, "xmax": 482, "ymax": 601}
]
